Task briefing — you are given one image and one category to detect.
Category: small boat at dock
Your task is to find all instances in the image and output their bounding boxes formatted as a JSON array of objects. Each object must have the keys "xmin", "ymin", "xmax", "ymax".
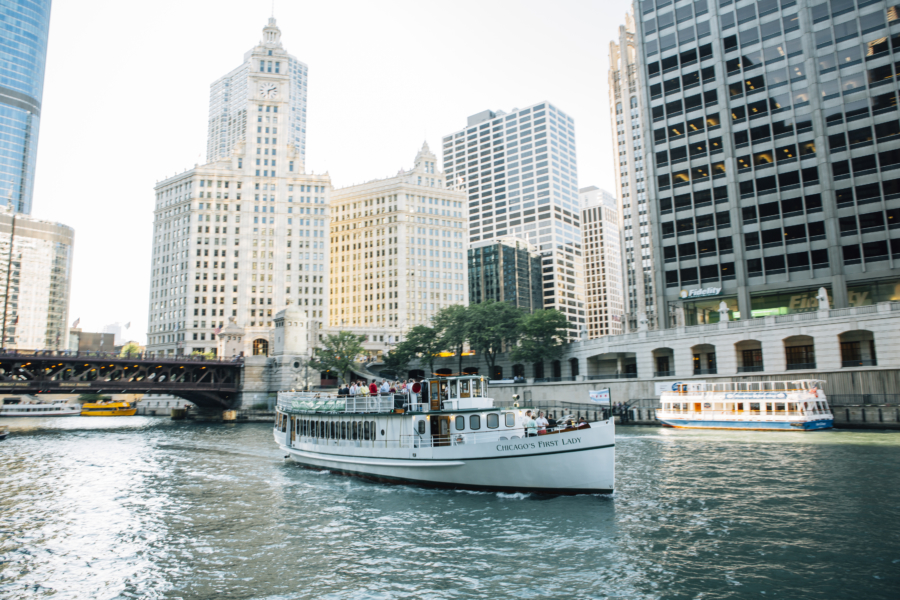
[
  {"xmin": 657, "ymin": 379, "xmax": 833, "ymax": 431},
  {"xmin": 274, "ymin": 375, "xmax": 615, "ymax": 495}
]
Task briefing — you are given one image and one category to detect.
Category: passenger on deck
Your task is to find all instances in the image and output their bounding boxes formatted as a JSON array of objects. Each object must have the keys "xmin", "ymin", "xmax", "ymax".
[
  {"xmin": 380, "ymin": 380, "xmax": 390, "ymax": 394},
  {"xmin": 523, "ymin": 410, "xmax": 537, "ymax": 437},
  {"xmin": 578, "ymin": 417, "xmax": 590, "ymax": 429},
  {"xmin": 369, "ymin": 380, "xmax": 379, "ymax": 395},
  {"xmin": 547, "ymin": 413, "xmax": 558, "ymax": 428},
  {"xmin": 338, "ymin": 384, "xmax": 349, "ymax": 396},
  {"xmin": 535, "ymin": 411, "xmax": 549, "ymax": 434},
  {"xmin": 349, "ymin": 382, "xmax": 359, "ymax": 396}
]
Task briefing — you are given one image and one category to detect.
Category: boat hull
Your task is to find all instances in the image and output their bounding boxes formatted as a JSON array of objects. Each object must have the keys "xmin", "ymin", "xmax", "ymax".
[
  {"xmin": 278, "ymin": 422, "xmax": 615, "ymax": 495},
  {"xmin": 0, "ymin": 408, "xmax": 81, "ymax": 417},
  {"xmin": 81, "ymin": 409, "xmax": 137, "ymax": 416},
  {"xmin": 659, "ymin": 418, "xmax": 833, "ymax": 431}
]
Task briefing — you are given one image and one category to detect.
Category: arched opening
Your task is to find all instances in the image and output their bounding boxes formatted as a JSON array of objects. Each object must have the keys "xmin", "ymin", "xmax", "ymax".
[
  {"xmin": 512, "ymin": 364, "xmax": 525, "ymax": 377},
  {"xmin": 533, "ymin": 361, "xmax": 544, "ymax": 379},
  {"xmin": 252, "ymin": 338, "xmax": 269, "ymax": 356},
  {"xmin": 652, "ymin": 348, "xmax": 675, "ymax": 376},
  {"xmin": 408, "ymin": 369, "xmax": 425, "ymax": 379},
  {"xmin": 490, "ymin": 365, "xmax": 503, "ymax": 380},
  {"xmin": 551, "ymin": 360, "xmax": 562, "ymax": 378},
  {"xmin": 462, "ymin": 366, "xmax": 479, "ymax": 375},
  {"xmin": 569, "ymin": 358, "xmax": 579, "ymax": 378},
  {"xmin": 585, "ymin": 352, "xmax": 637, "ymax": 379},
  {"xmin": 736, "ymin": 339, "xmax": 764, "ymax": 372},
  {"xmin": 839, "ymin": 330, "xmax": 877, "ymax": 367},
  {"xmin": 691, "ymin": 344, "xmax": 717, "ymax": 375},
  {"xmin": 784, "ymin": 335, "xmax": 815, "ymax": 370},
  {"xmin": 436, "ymin": 368, "xmax": 453, "ymax": 376}
]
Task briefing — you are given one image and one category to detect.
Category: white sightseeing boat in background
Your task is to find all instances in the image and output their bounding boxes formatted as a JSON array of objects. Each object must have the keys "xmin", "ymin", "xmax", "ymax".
[
  {"xmin": 657, "ymin": 379, "xmax": 833, "ymax": 431},
  {"xmin": 273, "ymin": 376, "xmax": 615, "ymax": 495},
  {"xmin": 0, "ymin": 399, "xmax": 81, "ymax": 417}
]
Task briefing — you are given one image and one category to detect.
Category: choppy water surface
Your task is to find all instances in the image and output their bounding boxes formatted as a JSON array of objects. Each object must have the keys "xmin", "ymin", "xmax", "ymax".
[{"xmin": 0, "ymin": 418, "xmax": 898, "ymax": 599}]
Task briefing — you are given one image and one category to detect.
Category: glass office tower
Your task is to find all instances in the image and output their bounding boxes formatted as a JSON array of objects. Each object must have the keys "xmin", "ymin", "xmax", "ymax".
[
  {"xmin": 637, "ymin": 0, "xmax": 900, "ymax": 326},
  {"xmin": 0, "ymin": 0, "xmax": 52, "ymax": 214}
]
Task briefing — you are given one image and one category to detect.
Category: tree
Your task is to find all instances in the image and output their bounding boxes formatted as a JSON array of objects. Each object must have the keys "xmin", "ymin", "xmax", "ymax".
[
  {"xmin": 433, "ymin": 304, "xmax": 470, "ymax": 376},
  {"xmin": 510, "ymin": 309, "xmax": 570, "ymax": 369},
  {"xmin": 466, "ymin": 301, "xmax": 525, "ymax": 375},
  {"xmin": 404, "ymin": 325, "xmax": 444, "ymax": 376},
  {"xmin": 119, "ymin": 342, "xmax": 142, "ymax": 357},
  {"xmin": 77, "ymin": 393, "xmax": 111, "ymax": 403},
  {"xmin": 190, "ymin": 350, "xmax": 217, "ymax": 359},
  {"xmin": 308, "ymin": 331, "xmax": 366, "ymax": 384},
  {"xmin": 380, "ymin": 347, "xmax": 411, "ymax": 380}
]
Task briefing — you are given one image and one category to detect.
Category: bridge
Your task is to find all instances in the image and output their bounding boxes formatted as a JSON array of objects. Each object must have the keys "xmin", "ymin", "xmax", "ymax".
[{"xmin": 0, "ymin": 351, "xmax": 243, "ymax": 410}]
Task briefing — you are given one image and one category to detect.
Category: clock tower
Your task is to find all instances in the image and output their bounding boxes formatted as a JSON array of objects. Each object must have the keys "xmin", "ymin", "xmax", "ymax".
[{"xmin": 207, "ymin": 18, "xmax": 308, "ymax": 171}]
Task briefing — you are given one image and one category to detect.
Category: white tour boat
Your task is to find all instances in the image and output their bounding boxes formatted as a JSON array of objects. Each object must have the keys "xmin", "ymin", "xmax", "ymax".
[
  {"xmin": 273, "ymin": 375, "xmax": 615, "ymax": 495},
  {"xmin": 0, "ymin": 399, "xmax": 81, "ymax": 417},
  {"xmin": 657, "ymin": 379, "xmax": 833, "ymax": 431}
]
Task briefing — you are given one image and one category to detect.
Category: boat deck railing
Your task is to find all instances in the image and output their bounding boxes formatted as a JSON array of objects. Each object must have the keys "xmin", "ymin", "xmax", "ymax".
[{"xmin": 660, "ymin": 409, "xmax": 832, "ymax": 418}]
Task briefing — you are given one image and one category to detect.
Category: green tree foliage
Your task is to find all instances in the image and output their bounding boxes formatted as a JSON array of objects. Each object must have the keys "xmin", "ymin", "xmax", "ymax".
[
  {"xmin": 190, "ymin": 350, "xmax": 217, "ymax": 359},
  {"xmin": 433, "ymin": 304, "xmax": 469, "ymax": 376},
  {"xmin": 119, "ymin": 342, "xmax": 142, "ymax": 357},
  {"xmin": 380, "ymin": 347, "xmax": 411, "ymax": 380},
  {"xmin": 403, "ymin": 325, "xmax": 444, "ymax": 376},
  {"xmin": 77, "ymin": 393, "xmax": 111, "ymax": 403},
  {"xmin": 309, "ymin": 331, "xmax": 366, "ymax": 384},
  {"xmin": 510, "ymin": 309, "xmax": 570, "ymax": 367},
  {"xmin": 466, "ymin": 300, "xmax": 525, "ymax": 371}
]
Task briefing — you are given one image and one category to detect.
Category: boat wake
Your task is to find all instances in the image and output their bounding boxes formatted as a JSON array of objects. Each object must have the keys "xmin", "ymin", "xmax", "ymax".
[{"xmin": 496, "ymin": 492, "xmax": 531, "ymax": 500}]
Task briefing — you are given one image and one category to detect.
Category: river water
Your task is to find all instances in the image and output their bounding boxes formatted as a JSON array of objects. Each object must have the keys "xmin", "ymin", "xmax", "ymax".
[{"xmin": 0, "ymin": 417, "xmax": 897, "ymax": 600}]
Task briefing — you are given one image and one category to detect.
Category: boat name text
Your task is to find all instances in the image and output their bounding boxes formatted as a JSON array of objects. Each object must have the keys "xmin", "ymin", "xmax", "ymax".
[
  {"xmin": 496, "ymin": 437, "xmax": 581, "ymax": 452},
  {"xmin": 724, "ymin": 392, "xmax": 789, "ymax": 400}
]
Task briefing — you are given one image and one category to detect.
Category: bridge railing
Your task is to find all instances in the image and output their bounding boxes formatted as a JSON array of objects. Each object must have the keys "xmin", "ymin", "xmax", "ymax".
[{"xmin": 0, "ymin": 349, "xmax": 244, "ymax": 364}]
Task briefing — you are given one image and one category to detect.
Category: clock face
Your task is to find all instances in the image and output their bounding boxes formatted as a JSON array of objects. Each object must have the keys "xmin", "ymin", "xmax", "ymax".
[{"xmin": 259, "ymin": 82, "xmax": 278, "ymax": 99}]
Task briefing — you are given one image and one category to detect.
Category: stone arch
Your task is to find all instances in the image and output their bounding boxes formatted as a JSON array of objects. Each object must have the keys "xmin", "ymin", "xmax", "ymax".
[
  {"xmin": 569, "ymin": 357, "xmax": 579, "ymax": 378},
  {"xmin": 690, "ymin": 343, "xmax": 717, "ymax": 374},
  {"xmin": 252, "ymin": 339, "xmax": 269, "ymax": 356},
  {"xmin": 838, "ymin": 330, "xmax": 877, "ymax": 367},
  {"xmin": 551, "ymin": 360, "xmax": 562, "ymax": 378},
  {"xmin": 735, "ymin": 339, "xmax": 764, "ymax": 373},
  {"xmin": 784, "ymin": 335, "xmax": 815, "ymax": 370},
  {"xmin": 651, "ymin": 348, "xmax": 675, "ymax": 376}
]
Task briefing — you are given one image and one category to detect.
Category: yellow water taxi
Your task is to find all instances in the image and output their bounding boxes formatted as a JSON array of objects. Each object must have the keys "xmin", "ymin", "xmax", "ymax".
[{"xmin": 81, "ymin": 401, "xmax": 137, "ymax": 416}]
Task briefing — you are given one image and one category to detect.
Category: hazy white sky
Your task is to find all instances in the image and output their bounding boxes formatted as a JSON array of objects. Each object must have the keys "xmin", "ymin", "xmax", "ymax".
[{"xmin": 31, "ymin": 0, "xmax": 630, "ymax": 345}]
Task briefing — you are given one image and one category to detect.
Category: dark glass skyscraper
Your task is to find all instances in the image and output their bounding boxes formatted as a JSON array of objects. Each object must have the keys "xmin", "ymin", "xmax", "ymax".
[
  {"xmin": 0, "ymin": 0, "xmax": 52, "ymax": 214},
  {"xmin": 468, "ymin": 238, "xmax": 543, "ymax": 312}
]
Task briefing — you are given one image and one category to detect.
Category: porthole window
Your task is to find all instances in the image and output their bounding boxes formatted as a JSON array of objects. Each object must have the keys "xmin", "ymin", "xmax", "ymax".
[
  {"xmin": 487, "ymin": 413, "xmax": 499, "ymax": 429},
  {"xmin": 417, "ymin": 420, "xmax": 426, "ymax": 435},
  {"xmin": 455, "ymin": 416, "xmax": 465, "ymax": 430},
  {"xmin": 469, "ymin": 415, "xmax": 481, "ymax": 430},
  {"xmin": 293, "ymin": 361, "xmax": 300, "ymax": 369},
  {"xmin": 505, "ymin": 412, "xmax": 515, "ymax": 427}
]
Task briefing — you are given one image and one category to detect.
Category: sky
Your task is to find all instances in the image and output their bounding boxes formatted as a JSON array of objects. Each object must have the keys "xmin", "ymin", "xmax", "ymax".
[{"xmin": 31, "ymin": 0, "xmax": 631, "ymax": 345}]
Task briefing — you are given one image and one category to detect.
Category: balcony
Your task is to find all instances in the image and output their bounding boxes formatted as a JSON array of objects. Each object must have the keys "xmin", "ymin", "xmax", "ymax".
[
  {"xmin": 842, "ymin": 359, "xmax": 877, "ymax": 367},
  {"xmin": 654, "ymin": 370, "xmax": 676, "ymax": 377},
  {"xmin": 737, "ymin": 365, "xmax": 764, "ymax": 373},
  {"xmin": 786, "ymin": 362, "xmax": 816, "ymax": 370},
  {"xmin": 693, "ymin": 368, "xmax": 718, "ymax": 375}
]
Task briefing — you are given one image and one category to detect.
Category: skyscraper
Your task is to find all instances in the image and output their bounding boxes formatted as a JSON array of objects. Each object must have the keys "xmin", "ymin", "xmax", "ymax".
[
  {"xmin": 206, "ymin": 18, "xmax": 308, "ymax": 169},
  {"xmin": 468, "ymin": 237, "xmax": 543, "ymax": 312},
  {"xmin": 609, "ymin": 12, "xmax": 659, "ymax": 332},
  {"xmin": 580, "ymin": 186, "xmax": 625, "ymax": 338},
  {"xmin": 442, "ymin": 102, "xmax": 586, "ymax": 338},
  {"xmin": 329, "ymin": 143, "xmax": 468, "ymax": 338},
  {"xmin": 146, "ymin": 20, "xmax": 330, "ymax": 357},
  {"xmin": 637, "ymin": 0, "xmax": 900, "ymax": 328},
  {"xmin": 0, "ymin": 0, "xmax": 53, "ymax": 214}
]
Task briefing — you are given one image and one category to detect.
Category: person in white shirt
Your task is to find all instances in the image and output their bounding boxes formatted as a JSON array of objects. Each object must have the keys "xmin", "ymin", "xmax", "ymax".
[
  {"xmin": 349, "ymin": 383, "xmax": 358, "ymax": 396},
  {"xmin": 535, "ymin": 411, "xmax": 549, "ymax": 434},
  {"xmin": 380, "ymin": 380, "xmax": 390, "ymax": 394}
]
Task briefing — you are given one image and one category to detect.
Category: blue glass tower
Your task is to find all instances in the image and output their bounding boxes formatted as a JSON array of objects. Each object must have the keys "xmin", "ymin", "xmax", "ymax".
[{"xmin": 0, "ymin": 0, "xmax": 52, "ymax": 214}]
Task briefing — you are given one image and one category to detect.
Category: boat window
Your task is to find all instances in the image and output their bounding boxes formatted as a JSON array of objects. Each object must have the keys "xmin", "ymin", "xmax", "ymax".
[
  {"xmin": 765, "ymin": 402, "xmax": 773, "ymax": 413},
  {"xmin": 417, "ymin": 420, "xmax": 426, "ymax": 435},
  {"xmin": 352, "ymin": 421, "xmax": 357, "ymax": 440},
  {"xmin": 473, "ymin": 379, "xmax": 483, "ymax": 397},
  {"xmin": 330, "ymin": 421, "xmax": 336, "ymax": 439},
  {"xmin": 371, "ymin": 421, "xmax": 376, "ymax": 441},
  {"xmin": 713, "ymin": 403, "xmax": 723, "ymax": 411},
  {"xmin": 749, "ymin": 402, "xmax": 760, "ymax": 413},
  {"xmin": 788, "ymin": 403, "xmax": 797, "ymax": 412},
  {"xmin": 775, "ymin": 403, "xmax": 786, "ymax": 412},
  {"xmin": 487, "ymin": 413, "xmax": 499, "ymax": 429},
  {"xmin": 460, "ymin": 380, "xmax": 470, "ymax": 398},
  {"xmin": 449, "ymin": 381, "xmax": 458, "ymax": 398},
  {"xmin": 455, "ymin": 416, "xmax": 465, "ymax": 430},
  {"xmin": 505, "ymin": 412, "xmax": 515, "ymax": 427},
  {"xmin": 341, "ymin": 422, "xmax": 347, "ymax": 440},
  {"xmin": 817, "ymin": 401, "xmax": 825, "ymax": 412},
  {"xmin": 358, "ymin": 421, "xmax": 363, "ymax": 439},
  {"xmin": 469, "ymin": 415, "xmax": 481, "ymax": 430}
]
